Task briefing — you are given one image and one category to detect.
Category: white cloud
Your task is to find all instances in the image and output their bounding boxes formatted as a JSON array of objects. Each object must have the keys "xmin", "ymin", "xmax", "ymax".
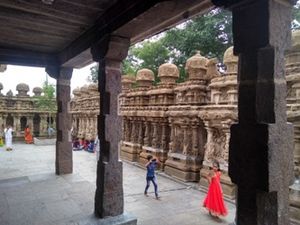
[{"xmin": 0, "ymin": 63, "xmax": 96, "ymax": 96}]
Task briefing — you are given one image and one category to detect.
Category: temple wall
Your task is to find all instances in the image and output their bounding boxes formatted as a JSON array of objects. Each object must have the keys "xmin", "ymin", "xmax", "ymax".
[
  {"xmin": 0, "ymin": 83, "xmax": 56, "ymax": 140},
  {"xmin": 70, "ymin": 83, "xmax": 99, "ymax": 141},
  {"xmin": 70, "ymin": 34, "xmax": 300, "ymax": 222}
]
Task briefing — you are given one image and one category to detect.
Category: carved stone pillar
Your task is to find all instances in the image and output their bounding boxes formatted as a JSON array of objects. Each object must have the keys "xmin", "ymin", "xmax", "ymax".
[
  {"xmin": 138, "ymin": 120, "xmax": 144, "ymax": 146},
  {"xmin": 169, "ymin": 123, "xmax": 175, "ymax": 153},
  {"xmin": 191, "ymin": 124, "xmax": 199, "ymax": 156},
  {"xmin": 124, "ymin": 118, "xmax": 130, "ymax": 142},
  {"xmin": 151, "ymin": 121, "xmax": 158, "ymax": 148},
  {"xmin": 144, "ymin": 121, "xmax": 150, "ymax": 146},
  {"xmin": 91, "ymin": 35, "xmax": 131, "ymax": 219},
  {"xmin": 182, "ymin": 124, "xmax": 188, "ymax": 155},
  {"xmin": 46, "ymin": 66, "xmax": 73, "ymax": 175},
  {"xmin": 130, "ymin": 120, "xmax": 136, "ymax": 143},
  {"xmin": 211, "ymin": 0, "xmax": 294, "ymax": 224}
]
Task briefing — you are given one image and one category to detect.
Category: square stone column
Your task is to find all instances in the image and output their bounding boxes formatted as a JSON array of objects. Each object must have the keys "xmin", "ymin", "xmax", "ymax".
[
  {"xmin": 212, "ymin": 0, "xmax": 295, "ymax": 224},
  {"xmin": 46, "ymin": 66, "xmax": 73, "ymax": 175},
  {"xmin": 91, "ymin": 35, "xmax": 131, "ymax": 218}
]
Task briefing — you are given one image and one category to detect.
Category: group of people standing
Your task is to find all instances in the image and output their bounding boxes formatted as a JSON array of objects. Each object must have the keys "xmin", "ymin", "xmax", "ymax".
[
  {"xmin": 144, "ymin": 157, "xmax": 228, "ymax": 219},
  {"xmin": 0, "ymin": 124, "xmax": 35, "ymax": 151}
]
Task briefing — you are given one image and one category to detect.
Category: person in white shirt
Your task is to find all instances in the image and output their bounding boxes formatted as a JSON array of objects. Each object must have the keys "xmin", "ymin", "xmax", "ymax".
[{"xmin": 4, "ymin": 125, "xmax": 13, "ymax": 151}]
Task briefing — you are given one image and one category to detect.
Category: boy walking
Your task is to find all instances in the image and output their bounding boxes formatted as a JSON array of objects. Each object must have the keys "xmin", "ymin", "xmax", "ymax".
[{"xmin": 144, "ymin": 155, "xmax": 160, "ymax": 199}]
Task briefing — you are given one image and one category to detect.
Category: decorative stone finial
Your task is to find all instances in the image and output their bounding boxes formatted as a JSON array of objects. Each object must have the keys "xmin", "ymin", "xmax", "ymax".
[
  {"xmin": 33, "ymin": 87, "xmax": 42, "ymax": 96},
  {"xmin": 185, "ymin": 51, "xmax": 208, "ymax": 80},
  {"xmin": 223, "ymin": 46, "xmax": 238, "ymax": 76},
  {"xmin": 121, "ymin": 75, "xmax": 136, "ymax": 90},
  {"xmin": 16, "ymin": 83, "xmax": 30, "ymax": 97},
  {"xmin": 206, "ymin": 58, "xmax": 220, "ymax": 79},
  {"xmin": 72, "ymin": 87, "xmax": 81, "ymax": 98},
  {"xmin": 158, "ymin": 63, "xmax": 179, "ymax": 84},
  {"xmin": 6, "ymin": 90, "xmax": 13, "ymax": 97},
  {"xmin": 0, "ymin": 65, "xmax": 6, "ymax": 72},
  {"xmin": 80, "ymin": 85, "xmax": 89, "ymax": 98},
  {"xmin": 136, "ymin": 69, "xmax": 154, "ymax": 87}
]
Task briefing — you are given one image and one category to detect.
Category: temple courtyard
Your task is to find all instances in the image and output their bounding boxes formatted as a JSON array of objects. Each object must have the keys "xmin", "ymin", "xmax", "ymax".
[{"xmin": 0, "ymin": 143, "xmax": 235, "ymax": 225}]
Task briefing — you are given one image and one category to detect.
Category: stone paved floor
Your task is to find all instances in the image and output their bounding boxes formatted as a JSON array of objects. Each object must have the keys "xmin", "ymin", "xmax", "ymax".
[{"xmin": 0, "ymin": 143, "xmax": 235, "ymax": 225}]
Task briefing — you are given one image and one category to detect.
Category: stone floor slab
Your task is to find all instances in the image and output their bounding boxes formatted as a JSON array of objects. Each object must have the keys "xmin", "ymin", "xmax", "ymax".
[{"xmin": 0, "ymin": 143, "xmax": 236, "ymax": 225}]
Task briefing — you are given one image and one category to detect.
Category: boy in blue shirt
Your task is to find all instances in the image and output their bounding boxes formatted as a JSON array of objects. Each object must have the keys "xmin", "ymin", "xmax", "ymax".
[{"xmin": 144, "ymin": 155, "xmax": 160, "ymax": 199}]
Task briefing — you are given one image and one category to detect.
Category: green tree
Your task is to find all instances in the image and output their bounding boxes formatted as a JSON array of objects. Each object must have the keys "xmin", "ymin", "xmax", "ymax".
[
  {"xmin": 34, "ymin": 80, "xmax": 56, "ymax": 126},
  {"xmin": 88, "ymin": 64, "xmax": 99, "ymax": 83},
  {"xmin": 131, "ymin": 40, "xmax": 170, "ymax": 84},
  {"xmin": 292, "ymin": 1, "xmax": 300, "ymax": 30}
]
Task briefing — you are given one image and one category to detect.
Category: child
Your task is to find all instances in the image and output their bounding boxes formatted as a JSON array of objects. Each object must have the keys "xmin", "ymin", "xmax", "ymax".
[
  {"xmin": 144, "ymin": 155, "xmax": 160, "ymax": 199},
  {"xmin": 203, "ymin": 160, "xmax": 228, "ymax": 218}
]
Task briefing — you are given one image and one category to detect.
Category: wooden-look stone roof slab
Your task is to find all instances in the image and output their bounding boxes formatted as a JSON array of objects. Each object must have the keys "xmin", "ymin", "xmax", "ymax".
[{"xmin": 0, "ymin": 0, "xmax": 212, "ymax": 68}]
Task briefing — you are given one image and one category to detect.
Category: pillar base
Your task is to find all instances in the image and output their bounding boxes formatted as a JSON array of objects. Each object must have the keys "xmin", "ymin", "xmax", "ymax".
[
  {"xmin": 120, "ymin": 142, "xmax": 141, "ymax": 162},
  {"xmin": 164, "ymin": 153, "xmax": 201, "ymax": 182},
  {"xmin": 75, "ymin": 212, "xmax": 137, "ymax": 225},
  {"xmin": 199, "ymin": 166, "xmax": 236, "ymax": 199}
]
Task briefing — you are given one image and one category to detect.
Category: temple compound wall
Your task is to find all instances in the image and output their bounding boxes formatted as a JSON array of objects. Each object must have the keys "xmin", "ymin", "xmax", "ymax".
[
  {"xmin": 0, "ymin": 83, "xmax": 56, "ymax": 139},
  {"xmin": 70, "ymin": 30, "xmax": 300, "ymax": 222},
  {"xmin": 70, "ymin": 83, "xmax": 99, "ymax": 141},
  {"xmin": 119, "ymin": 47, "xmax": 238, "ymax": 199}
]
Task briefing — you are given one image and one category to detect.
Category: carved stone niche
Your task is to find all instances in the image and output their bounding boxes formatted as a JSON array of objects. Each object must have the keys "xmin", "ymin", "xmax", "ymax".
[
  {"xmin": 164, "ymin": 114, "xmax": 206, "ymax": 182},
  {"xmin": 120, "ymin": 69, "xmax": 154, "ymax": 162},
  {"xmin": 209, "ymin": 46, "xmax": 238, "ymax": 105},
  {"xmin": 121, "ymin": 117, "xmax": 144, "ymax": 162},
  {"xmin": 198, "ymin": 110, "xmax": 237, "ymax": 199},
  {"xmin": 286, "ymin": 30, "xmax": 300, "ymax": 224},
  {"xmin": 138, "ymin": 118, "xmax": 170, "ymax": 170}
]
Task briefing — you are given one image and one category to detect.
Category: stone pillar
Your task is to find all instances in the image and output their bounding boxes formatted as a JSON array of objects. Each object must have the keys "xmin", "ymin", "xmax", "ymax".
[
  {"xmin": 211, "ymin": 0, "xmax": 295, "ymax": 224},
  {"xmin": 137, "ymin": 120, "xmax": 144, "ymax": 146},
  {"xmin": 144, "ymin": 121, "xmax": 150, "ymax": 146},
  {"xmin": 91, "ymin": 35, "xmax": 130, "ymax": 218},
  {"xmin": 46, "ymin": 66, "xmax": 73, "ymax": 175}
]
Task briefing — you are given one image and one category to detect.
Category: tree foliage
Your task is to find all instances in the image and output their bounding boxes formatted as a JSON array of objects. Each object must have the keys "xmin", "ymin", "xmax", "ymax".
[
  {"xmin": 34, "ymin": 80, "xmax": 56, "ymax": 122},
  {"xmin": 89, "ymin": 4, "xmax": 300, "ymax": 83}
]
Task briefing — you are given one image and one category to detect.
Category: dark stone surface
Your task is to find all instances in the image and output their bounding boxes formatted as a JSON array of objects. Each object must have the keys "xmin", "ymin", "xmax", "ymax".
[
  {"xmin": 92, "ymin": 35, "xmax": 130, "ymax": 218},
  {"xmin": 229, "ymin": 0, "xmax": 294, "ymax": 224},
  {"xmin": 55, "ymin": 67, "xmax": 73, "ymax": 175}
]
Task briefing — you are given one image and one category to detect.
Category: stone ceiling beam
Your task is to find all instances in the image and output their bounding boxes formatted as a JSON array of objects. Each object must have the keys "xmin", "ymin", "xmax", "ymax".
[
  {"xmin": 0, "ymin": 47, "xmax": 58, "ymax": 67},
  {"xmin": 59, "ymin": 0, "xmax": 162, "ymax": 67}
]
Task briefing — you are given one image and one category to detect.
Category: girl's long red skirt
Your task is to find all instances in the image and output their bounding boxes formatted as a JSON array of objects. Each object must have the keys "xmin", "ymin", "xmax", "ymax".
[{"xmin": 203, "ymin": 172, "xmax": 228, "ymax": 216}]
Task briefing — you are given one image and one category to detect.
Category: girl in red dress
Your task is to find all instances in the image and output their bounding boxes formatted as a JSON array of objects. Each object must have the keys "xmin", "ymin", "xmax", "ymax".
[{"xmin": 203, "ymin": 160, "xmax": 228, "ymax": 218}]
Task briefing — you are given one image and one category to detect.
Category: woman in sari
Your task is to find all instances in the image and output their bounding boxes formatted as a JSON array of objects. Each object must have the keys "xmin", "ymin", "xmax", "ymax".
[{"xmin": 24, "ymin": 125, "xmax": 33, "ymax": 144}]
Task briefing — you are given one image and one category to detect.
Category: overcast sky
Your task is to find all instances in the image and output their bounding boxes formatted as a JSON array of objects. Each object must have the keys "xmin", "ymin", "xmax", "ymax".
[{"xmin": 0, "ymin": 63, "xmax": 96, "ymax": 96}]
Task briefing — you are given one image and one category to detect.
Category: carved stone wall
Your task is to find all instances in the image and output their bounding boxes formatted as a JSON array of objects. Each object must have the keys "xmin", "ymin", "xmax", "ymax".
[
  {"xmin": 0, "ymin": 83, "xmax": 56, "ymax": 139},
  {"xmin": 70, "ymin": 83, "xmax": 99, "ymax": 141},
  {"xmin": 286, "ymin": 30, "xmax": 300, "ymax": 223},
  {"xmin": 119, "ymin": 48, "xmax": 238, "ymax": 194}
]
